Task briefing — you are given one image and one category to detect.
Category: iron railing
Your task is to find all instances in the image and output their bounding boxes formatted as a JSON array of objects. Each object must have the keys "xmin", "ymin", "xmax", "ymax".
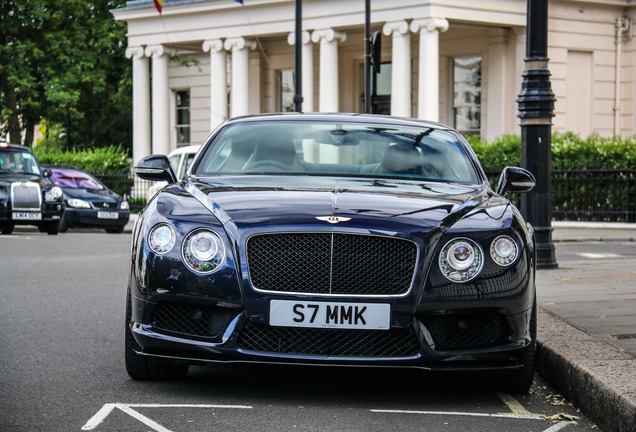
[{"xmin": 486, "ymin": 165, "xmax": 636, "ymax": 223}]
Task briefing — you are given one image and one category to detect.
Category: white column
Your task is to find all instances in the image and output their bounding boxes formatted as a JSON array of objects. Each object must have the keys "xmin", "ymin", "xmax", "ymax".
[
  {"xmin": 145, "ymin": 45, "xmax": 174, "ymax": 156},
  {"xmin": 224, "ymin": 37, "xmax": 256, "ymax": 118},
  {"xmin": 411, "ymin": 18, "xmax": 449, "ymax": 122},
  {"xmin": 383, "ymin": 21, "xmax": 411, "ymax": 117},
  {"xmin": 287, "ymin": 31, "xmax": 314, "ymax": 112},
  {"xmin": 203, "ymin": 39, "xmax": 227, "ymax": 129},
  {"xmin": 125, "ymin": 47, "xmax": 151, "ymax": 164},
  {"xmin": 311, "ymin": 29, "xmax": 346, "ymax": 112},
  {"xmin": 486, "ymin": 30, "xmax": 508, "ymax": 141}
]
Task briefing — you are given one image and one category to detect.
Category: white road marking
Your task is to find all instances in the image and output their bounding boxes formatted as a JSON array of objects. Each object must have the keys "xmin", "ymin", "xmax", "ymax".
[
  {"xmin": 81, "ymin": 403, "xmax": 253, "ymax": 431},
  {"xmin": 577, "ymin": 252, "xmax": 623, "ymax": 259},
  {"xmin": 369, "ymin": 409, "xmax": 543, "ymax": 420},
  {"xmin": 543, "ymin": 421, "xmax": 572, "ymax": 432}
]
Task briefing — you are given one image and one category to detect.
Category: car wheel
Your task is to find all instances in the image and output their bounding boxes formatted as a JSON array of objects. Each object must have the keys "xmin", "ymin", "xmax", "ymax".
[
  {"xmin": 45, "ymin": 221, "xmax": 60, "ymax": 235},
  {"xmin": 105, "ymin": 226, "xmax": 125, "ymax": 234},
  {"xmin": 58, "ymin": 215, "xmax": 69, "ymax": 233},
  {"xmin": 1, "ymin": 223, "xmax": 14, "ymax": 235},
  {"xmin": 505, "ymin": 301, "xmax": 537, "ymax": 393},
  {"xmin": 125, "ymin": 290, "xmax": 188, "ymax": 380}
]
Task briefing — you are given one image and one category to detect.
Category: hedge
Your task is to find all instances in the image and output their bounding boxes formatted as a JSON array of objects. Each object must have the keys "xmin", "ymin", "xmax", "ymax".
[
  {"xmin": 33, "ymin": 145, "xmax": 133, "ymax": 197},
  {"xmin": 467, "ymin": 132, "xmax": 636, "ymax": 171}
]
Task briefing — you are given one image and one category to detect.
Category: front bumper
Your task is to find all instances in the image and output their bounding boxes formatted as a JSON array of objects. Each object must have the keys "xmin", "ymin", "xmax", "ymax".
[
  {"xmin": 129, "ymin": 292, "xmax": 533, "ymax": 372},
  {"xmin": 64, "ymin": 208, "xmax": 130, "ymax": 229}
]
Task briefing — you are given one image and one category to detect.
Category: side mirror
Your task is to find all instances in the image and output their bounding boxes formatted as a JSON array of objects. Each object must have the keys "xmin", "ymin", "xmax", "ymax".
[
  {"xmin": 42, "ymin": 168, "xmax": 52, "ymax": 178},
  {"xmin": 496, "ymin": 166, "xmax": 536, "ymax": 195},
  {"xmin": 134, "ymin": 155, "xmax": 177, "ymax": 184}
]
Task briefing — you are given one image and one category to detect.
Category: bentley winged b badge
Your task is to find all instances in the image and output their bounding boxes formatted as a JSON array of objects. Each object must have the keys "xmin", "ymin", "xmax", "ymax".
[{"xmin": 315, "ymin": 216, "xmax": 352, "ymax": 224}]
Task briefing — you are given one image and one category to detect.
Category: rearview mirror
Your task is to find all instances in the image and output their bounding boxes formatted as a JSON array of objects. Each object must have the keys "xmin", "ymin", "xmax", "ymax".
[
  {"xmin": 496, "ymin": 166, "xmax": 536, "ymax": 195},
  {"xmin": 134, "ymin": 155, "xmax": 177, "ymax": 184}
]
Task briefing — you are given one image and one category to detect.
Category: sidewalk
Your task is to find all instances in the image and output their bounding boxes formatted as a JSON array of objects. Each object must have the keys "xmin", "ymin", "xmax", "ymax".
[{"xmin": 537, "ymin": 222, "xmax": 636, "ymax": 432}]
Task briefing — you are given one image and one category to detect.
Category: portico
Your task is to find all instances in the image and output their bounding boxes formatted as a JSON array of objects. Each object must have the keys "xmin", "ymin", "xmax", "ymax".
[{"xmin": 113, "ymin": 0, "xmax": 634, "ymax": 162}]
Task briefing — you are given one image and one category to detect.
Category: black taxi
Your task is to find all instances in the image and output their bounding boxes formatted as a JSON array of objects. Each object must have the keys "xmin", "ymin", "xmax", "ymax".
[{"xmin": 0, "ymin": 141, "xmax": 65, "ymax": 234}]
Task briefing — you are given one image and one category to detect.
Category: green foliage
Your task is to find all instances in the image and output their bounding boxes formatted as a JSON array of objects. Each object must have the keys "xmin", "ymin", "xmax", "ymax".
[
  {"xmin": 467, "ymin": 134, "xmax": 521, "ymax": 171},
  {"xmin": 468, "ymin": 133, "xmax": 636, "ymax": 170},
  {"xmin": 33, "ymin": 145, "xmax": 130, "ymax": 174},
  {"xmin": 0, "ymin": 0, "xmax": 131, "ymax": 152}
]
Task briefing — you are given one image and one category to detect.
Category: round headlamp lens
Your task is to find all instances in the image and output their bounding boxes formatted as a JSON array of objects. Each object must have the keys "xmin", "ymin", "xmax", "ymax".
[
  {"xmin": 182, "ymin": 229, "xmax": 225, "ymax": 274},
  {"xmin": 491, "ymin": 236, "xmax": 518, "ymax": 266},
  {"xmin": 148, "ymin": 224, "xmax": 176, "ymax": 254},
  {"xmin": 439, "ymin": 238, "xmax": 483, "ymax": 282}
]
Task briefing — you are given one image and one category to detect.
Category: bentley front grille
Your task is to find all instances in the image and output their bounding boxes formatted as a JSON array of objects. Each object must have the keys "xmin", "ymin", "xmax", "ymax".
[
  {"xmin": 247, "ymin": 233, "xmax": 417, "ymax": 296},
  {"xmin": 238, "ymin": 322, "xmax": 421, "ymax": 357},
  {"xmin": 150, "ymin": 302, "xmax": 237, "ymax": 339},
  {"xmin": 10, "ymin": 182, "xmax": 41, "ymax": 210}
]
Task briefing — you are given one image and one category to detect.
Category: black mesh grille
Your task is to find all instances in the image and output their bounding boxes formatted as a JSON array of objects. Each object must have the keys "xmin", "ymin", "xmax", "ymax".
[
  {"xmin": 238, "ymin": 322, "xmax": 421, "ymax": 357},
  {"xmin": 150, "ymin": 302, "xmax": 237, "ymax": 339},
  {"xmin": 247, "ymin": 233, "xmax": 417, "ymax": 296},
  {"xmin": 422, "ymin": 313, "xmax": 511, "ymax": 350}
]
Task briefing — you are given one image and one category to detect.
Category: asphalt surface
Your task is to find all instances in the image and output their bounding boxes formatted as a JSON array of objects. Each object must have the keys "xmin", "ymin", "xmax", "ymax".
[
  {"xmin": 13, "ymin": 217, "xmax": 636, "ymax": 431},
  {"xmin": 537, "ymin": 221, "xmax": 636, "ymax": 432},
  {"xmin": 121, "ymin": 217, "xmax": 636, "ymax": 431}
]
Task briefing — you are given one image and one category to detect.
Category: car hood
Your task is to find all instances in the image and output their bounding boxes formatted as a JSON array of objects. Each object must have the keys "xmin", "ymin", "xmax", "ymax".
[
  {"xmin": 186, "ymin": 175, "xmax": 492, "ymax": 237},
  {"xmin": 61, "ymin": 187, "xmax": 121, "ymax": 202},
  {"xmin": 0, "ymin": 174, "xmax": 43, "ymax": 186}
]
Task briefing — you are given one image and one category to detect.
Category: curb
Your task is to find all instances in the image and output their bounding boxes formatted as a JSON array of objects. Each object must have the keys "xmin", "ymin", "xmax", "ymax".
[{"xmin": 537, "ymin": 307, "xmax": 636, "ymax": 432}]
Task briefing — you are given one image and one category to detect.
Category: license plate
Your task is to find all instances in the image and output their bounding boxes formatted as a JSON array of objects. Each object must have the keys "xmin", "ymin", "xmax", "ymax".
[
  {"xmin": 13, "ymin": 212, "xmax": 42, "ymax": 220},
  {"xmin": 270, "ymin": 300, "xmax": 390, "ymax": 330},
  {"xmin": 97, "ymin": 211, "xmax": 118, "ymax": 219}
]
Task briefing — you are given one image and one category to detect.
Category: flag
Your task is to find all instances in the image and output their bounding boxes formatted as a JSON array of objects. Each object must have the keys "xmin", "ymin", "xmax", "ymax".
[
  {"xmin": 154, "ymin": 0, "xmax": 163, "ymax": 14},
  {"xmin": 235, "ymin": 0, "xmax": 244, "ymax": 4}
]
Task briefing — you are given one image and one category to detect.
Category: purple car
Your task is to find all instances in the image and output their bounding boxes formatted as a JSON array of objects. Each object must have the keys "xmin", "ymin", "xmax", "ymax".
[{"xmin": 45, "ymin": 166, "xmax": 130, "ymax": 233}]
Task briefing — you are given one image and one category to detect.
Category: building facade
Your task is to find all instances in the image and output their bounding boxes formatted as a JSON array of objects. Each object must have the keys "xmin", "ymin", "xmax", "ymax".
[{"xmin": 112, "ymin": 0, "xmax": 635, "ymax": 162}]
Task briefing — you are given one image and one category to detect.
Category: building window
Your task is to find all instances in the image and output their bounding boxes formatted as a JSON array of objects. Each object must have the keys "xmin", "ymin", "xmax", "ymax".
[
  {"xmin": 278, "ymin": 70, "xmax": 295, "ymax": 112},
  {"xmin": 452, "ymin": 56, "xmax": 481, "ymax": 134},
  {"xmin": 175, "ymin": 90, "xmax": 190, "ymax": 147}
]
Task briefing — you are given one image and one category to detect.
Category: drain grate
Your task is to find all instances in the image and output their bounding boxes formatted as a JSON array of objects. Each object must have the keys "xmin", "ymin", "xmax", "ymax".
[{"xmin": 613, "ymin": 334, "xmax": 636, "ymax": 340}]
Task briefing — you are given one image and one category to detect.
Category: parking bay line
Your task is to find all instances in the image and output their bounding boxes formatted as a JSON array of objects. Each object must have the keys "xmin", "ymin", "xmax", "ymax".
[
  {"xmin": 81, "ymin": 403, "xmax": 253, "ymax": 431},
  {"xmin": 369, "ymin": 409, "xmax": 544, "ymax": 420}
]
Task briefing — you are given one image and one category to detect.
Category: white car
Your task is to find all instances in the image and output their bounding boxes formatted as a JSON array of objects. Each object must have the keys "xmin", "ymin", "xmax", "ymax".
[{"xmin": 146, "ymin": 145, "xmax": 201, "ymax": 202}]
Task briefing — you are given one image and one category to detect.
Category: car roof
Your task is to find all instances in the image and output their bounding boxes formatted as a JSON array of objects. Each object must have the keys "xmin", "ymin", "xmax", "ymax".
[
  {"xmin": 168, "ymin": 144, "xmax": 201, "ymax": 158},
  {"xmin": 0, "ymin": 142, "xmax": 35, "ymax": 153},
  {"xmin": 224, "ymin": 112, "xmax": 453, "ymax": 130}
]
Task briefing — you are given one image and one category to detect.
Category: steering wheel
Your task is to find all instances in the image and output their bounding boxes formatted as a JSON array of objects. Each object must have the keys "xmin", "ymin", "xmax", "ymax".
[{"xmin": 244, "ymin": 160, "xmax": 292, "ymax": 171}]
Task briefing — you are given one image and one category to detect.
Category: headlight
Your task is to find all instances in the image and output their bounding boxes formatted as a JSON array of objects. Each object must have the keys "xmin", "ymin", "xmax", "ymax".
[
  {"xmin": 148, "ymin": 224, "xmax": 176, "ymax": 254},
  {"xmin": 67, "ymin": 198, "xmax": 91, "ymax": 209},
  {"xmin": 439, "ymin": 238, "xmax": 484, "ymax": 282},
  {"xmin": 490, "ymin": 235, "xmax": 518, "ymax": 266},
  {"xmin": 45, "ymin": 186, "xmax": 63, "ymax": 201},
  {"xmin": 121, "ymin": 200, "xmax": 130, "ymax": 210},
  {"xmin": 182, "ymin": 229, "xmax": 225, "ymax": 274}
]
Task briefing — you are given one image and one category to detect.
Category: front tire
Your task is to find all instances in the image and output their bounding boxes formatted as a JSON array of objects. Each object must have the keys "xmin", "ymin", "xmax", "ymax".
[
  {"xmin": 505, "ymin": 302, "xmax": 537, "ymax": 393},
  {"xmin": 1, "ymin": 223, "xmax": 15, "ymax": 234},
  {"xmin": 45, "ymin": 221, "xmax": 60, "ymax": 235},
  {"xmin": 125, "ymin": 291, "xmax": 188, "ymax": 380}
]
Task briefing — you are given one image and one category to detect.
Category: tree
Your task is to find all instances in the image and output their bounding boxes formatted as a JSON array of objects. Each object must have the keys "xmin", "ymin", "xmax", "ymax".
[{"xmin": 0, "ymin": 0, "xmax": 131, "ymax": 152}]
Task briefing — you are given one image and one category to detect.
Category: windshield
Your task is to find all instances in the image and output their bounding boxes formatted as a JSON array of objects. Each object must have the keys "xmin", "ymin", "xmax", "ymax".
[
  {"xmin": 0, "ymin": 150, "xmax": 41, "ymax": 176},
  {"xmin": 50, "ymin": 170, "xmax": 103, "ymax": 189},
  {"xmin": 194, "ymin": 121, "xmax": 479, "ymax": 183}
]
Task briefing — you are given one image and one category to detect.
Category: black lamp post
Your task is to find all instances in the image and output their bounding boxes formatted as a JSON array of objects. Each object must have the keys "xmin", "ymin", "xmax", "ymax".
[
  {"xmin": 517, "ymin": 0, "xmax": 558, "ymax": 268},
  {"xmin": 293, "ymin": 0, "xmax": 303, "ymax": 112}
]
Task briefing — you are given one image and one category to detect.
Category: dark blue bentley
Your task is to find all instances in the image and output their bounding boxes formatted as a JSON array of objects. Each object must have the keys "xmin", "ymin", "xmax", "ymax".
[{"xmin": 128, "ymin": 113, "xmax": 537, "ymax": 392}]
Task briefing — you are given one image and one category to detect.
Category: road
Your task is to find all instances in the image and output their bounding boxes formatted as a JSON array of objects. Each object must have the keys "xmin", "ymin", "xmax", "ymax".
[{"xmin": 0, "ymin": 231, "xmax": 607, "ymax": 431}]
